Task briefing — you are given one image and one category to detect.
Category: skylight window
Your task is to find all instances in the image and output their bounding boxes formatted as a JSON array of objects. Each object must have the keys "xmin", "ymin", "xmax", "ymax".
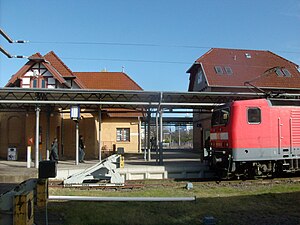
[
  {"xmin": 214, "ymin": 66, "xmax": 223, "ymax": 74},
  {"xmin": 225, "ymin": 67, "xmax": 233, "ymax": 75},
  {"xmin": 275, "ymin": 68, "xmax": 284, "ymax": 76},
  {"xmin": 275, "ymin": 68, "xmax": 292, "ymax": 77},
  {"xmin": 282, "ymin": 68, "xmax": 291, "ymax": 77},
  {"xmin": 245, "ymin": 53, "xmax": 252, "ymax": 59}
]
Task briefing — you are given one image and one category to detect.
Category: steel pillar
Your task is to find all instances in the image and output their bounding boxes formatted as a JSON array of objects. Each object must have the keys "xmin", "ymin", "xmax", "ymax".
[
  {"xmin": 138, "ymin": 117, "xmax": 141, "ymax": 153},
  {"xmin": 143, "ymin": 120, "xmax": 147, "ymax": 160},
  {"xmin": 147, "ymin": 112, "xmax": 151, "ymax": 161},
  {"xmin": 159, "ymin": 109, "xmax": 163, "ymax": 165},
  {"xmin": 75, "ymin": 121, "xmax": 79, "ymax": 165},
  {"xmin": 98, "ymin": 109, "xmax": 102, "ymax": 162},
  {"xmin": 46, "ymin": 109, "xmax": 50, "ymax": 156},
  {"xmin": 35, "ymin": 107, "xmax": 40, "ymax": 168},
  {"xmin": 155, "ymin": 112, "xmax": 159, "ymax": 163}
]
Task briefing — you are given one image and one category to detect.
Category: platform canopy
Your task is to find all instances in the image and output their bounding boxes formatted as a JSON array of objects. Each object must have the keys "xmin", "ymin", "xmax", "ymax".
[{"xmin": 0, "ymin": 88, "xmax": 275, "ymax": 112}]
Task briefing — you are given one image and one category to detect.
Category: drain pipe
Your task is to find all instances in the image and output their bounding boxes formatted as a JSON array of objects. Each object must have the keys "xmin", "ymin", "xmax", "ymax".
[{"xmin": 49, "ymin": 196, "xmax": 196, "ymax": 202}]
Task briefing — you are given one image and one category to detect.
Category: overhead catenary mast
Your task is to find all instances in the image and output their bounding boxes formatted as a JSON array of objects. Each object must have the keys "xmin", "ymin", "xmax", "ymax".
[{"xmin": 0, "ymin": 28, "xmax": 28, "ymax": 58}]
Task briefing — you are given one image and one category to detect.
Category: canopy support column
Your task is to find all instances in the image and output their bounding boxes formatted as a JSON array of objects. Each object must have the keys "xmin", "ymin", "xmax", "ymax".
[
  {"xmin": 159, "ymin": 109, "xmax": 164, "ymax": 165},
  {"xmin": 35, "ymin": 106, "xmax": 40, "ymax": 168},
  {"xmin": 147, "ymin": 111, "xmax": 151, "ymax": 161},
  {"xmin": 75, "ymin": 121, "xmax": 79, "ymax": 165},
  {"xmin": 98, "ymin": 108, "xmax": 102, "ymax": 162}
]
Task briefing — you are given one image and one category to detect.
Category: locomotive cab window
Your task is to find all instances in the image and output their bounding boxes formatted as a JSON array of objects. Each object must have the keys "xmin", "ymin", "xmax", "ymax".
[
  {"xmin": 211, "ymin": 107, "xmax": 230, "ymax": 126},
  {"xmin": 248, "ymin": 107, "xmax": 261, "ymax": 124}
]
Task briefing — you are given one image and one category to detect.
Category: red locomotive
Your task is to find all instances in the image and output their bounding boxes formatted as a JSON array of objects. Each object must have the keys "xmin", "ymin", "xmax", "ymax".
[{"xmin": 210, "ymin": 98, "xmax": 300, "ymax": 178}]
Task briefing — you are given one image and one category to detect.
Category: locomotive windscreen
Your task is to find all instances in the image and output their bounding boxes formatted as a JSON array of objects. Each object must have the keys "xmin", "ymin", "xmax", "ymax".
[{"xmin": 211, "ymin": 107, "xmax": 230, "ymax": 126}]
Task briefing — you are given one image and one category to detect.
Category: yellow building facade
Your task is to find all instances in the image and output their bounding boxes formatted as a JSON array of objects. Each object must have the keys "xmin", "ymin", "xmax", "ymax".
[{"xmin": 1, "ymin": 51, "xmax": 143, "ymax": 161}]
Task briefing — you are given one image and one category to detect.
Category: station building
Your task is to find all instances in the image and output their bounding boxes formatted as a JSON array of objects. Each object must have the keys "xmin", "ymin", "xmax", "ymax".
[
  {"xmin": 0, "ymin": 51, "xmax": 143, "ymax": 160},
  {"xmin": 187, "ymin": 48, "xmax": 300, "ymax": 159}
]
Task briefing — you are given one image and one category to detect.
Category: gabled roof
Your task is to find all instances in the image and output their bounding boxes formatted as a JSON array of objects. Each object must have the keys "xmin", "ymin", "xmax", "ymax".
[
  {"xmin": 74, "ymin": 72, "xmax": 143, "ymax": 90},
  {"xmin": 6, "ymin": 52, "xmax": 142, "ymax": 91},
  {"xmin": 187, "ymin": 48, "xmax": 300, "ymax": 90},
  {"xmin": 43, "ymin": 51, "xmax": 85, "ymax": 88},
  {"xmin": 6, "ymin": 51, "xmax": 85, "ymax": 88},
  {"xmin": 44, "ymin": 51, "xmax": 74, "ymax": 78}
]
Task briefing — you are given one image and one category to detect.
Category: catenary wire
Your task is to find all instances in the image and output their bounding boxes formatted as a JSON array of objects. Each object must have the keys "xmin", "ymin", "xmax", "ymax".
[{"xmin": 29, "ymin": 40, "xmax": 300, "ymax": 54}]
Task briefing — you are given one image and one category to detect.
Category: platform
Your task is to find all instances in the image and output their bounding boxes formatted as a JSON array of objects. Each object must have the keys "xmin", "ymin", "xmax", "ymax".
[{"xmin": 0, "ymin": 149, "xmax": 212, "ymax": 193}]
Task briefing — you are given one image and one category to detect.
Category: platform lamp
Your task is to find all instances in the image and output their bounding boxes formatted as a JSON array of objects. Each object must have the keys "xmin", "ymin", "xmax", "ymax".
[{"xmin": 70, "ymin": 105, "xmax": 81, "ymax": 165}]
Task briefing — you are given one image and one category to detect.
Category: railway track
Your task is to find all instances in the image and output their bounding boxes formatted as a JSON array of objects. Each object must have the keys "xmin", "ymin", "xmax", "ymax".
[{"xmin": 48, "ymin": 176, "xmax": 300, "ymax": 190}]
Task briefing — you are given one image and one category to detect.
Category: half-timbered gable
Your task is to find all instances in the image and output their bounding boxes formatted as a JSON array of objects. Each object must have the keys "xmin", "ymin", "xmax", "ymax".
[{"xmin": 6, "ymin": 51, "xmax": 85, "ymax": 89}]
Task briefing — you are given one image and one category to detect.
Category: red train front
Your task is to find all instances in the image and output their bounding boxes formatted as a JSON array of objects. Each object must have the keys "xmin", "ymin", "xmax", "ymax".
[{"xmin": 210, "ymin": 98, "xmax": 300, "ymax": 178}]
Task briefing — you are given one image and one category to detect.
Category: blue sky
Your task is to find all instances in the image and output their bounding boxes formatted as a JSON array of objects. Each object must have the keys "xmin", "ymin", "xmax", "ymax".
[{"xmin": 0, "ymin": 0, "xmax": 299, "ymax": 91}]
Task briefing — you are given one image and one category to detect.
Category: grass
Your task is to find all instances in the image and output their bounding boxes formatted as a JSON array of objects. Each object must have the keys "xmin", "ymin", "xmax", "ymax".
[{"xmin": 48, "ymin": 179, "xmax": 300, "ymax": 225}]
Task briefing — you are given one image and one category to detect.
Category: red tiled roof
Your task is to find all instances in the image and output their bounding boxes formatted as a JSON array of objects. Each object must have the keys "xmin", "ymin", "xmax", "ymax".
[
  {"xmin": 5, "ymin": 61, "xmax": 34, "ymax": 87},
  {"xmin": 5, "ymin": 53, "xmax": 45, "ymax": 86},
  {"xmin": 188, "ymin": 48, "xmax": 300, "ymax": 90},
  {"xmin": 44, "ymin": 51, "xmax": 74, "ymax": 77},
  {"xmin": 74, "ymin": 72, "xmax": 143, "ymax": 90},
  {"xmin": 6, "ymin": 51, "xmax": 141, "ymax": 91}
]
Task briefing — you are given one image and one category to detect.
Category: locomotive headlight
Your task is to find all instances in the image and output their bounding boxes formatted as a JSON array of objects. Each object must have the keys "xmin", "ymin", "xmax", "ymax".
[{"xmin": 222, "ymin": 151, "xmax": 226, "ymax": 154}]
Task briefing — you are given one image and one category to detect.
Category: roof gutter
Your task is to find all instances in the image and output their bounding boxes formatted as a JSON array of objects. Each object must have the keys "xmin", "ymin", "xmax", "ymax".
[{"xmin": 208, "ymin": 85, "xmax": 300, "ymax": 91}]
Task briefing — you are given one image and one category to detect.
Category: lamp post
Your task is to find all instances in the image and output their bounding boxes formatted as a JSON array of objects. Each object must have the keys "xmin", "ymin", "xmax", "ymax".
[{"xmin": 70, "ymin": 105, "xmax": 81, "ymax": 165}]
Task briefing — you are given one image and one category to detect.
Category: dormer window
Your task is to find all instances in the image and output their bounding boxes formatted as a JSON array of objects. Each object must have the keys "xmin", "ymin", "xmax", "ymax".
[{"xmin": 214, "ymin": 66, "xmax": 223, "ymax": 74}]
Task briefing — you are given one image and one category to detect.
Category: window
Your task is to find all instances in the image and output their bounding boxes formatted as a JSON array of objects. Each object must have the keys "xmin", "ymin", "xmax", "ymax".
[
  {"xmin": 275, "ymin": 68, "xmax": 292, "ymax": 77},
  {"xmin": 214, "ymin": 66, "xmax": 233, "ymax": 75},
  {"xmin": 117, "ymin": 128, "xmax": 130, "ymax": 142},
  {"xmin": 214, "ymin": 66, "xmax": 223, "ymax": 74},
  {"xmin": 248, "ymin": 108, "xmax": 261, "ymax": 124},
  {"xmin": 31, "ymin": 77, "xmax": 48, "ymax": 88},
  {"xmin": 32, "ymin": 79, "xmax": 37, "ymax": 88},
  {"xmin": 245, "ymin": 53, "xmax": 252, "ymax": 59},
  {"xmin": 41, "ymin": 80, "xmax": 46, "ymax": 88},
  {"xmin": 282, "ymin": 68, "xmax": 291, "ymax": 77},
  {"xmin": 211, "ymin": 107, "xmax": 230, "ymax": 126},
  {"xmin": 196, "ymin": 68, "xmax": 203, "ymax": 84},
  {"xmin": 275, "ymin": 68, "xmax": 284, "ymax": 76},
  {"xmin": 224, "ymin": 67, "xmax": 233, "ymax": 75}
]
